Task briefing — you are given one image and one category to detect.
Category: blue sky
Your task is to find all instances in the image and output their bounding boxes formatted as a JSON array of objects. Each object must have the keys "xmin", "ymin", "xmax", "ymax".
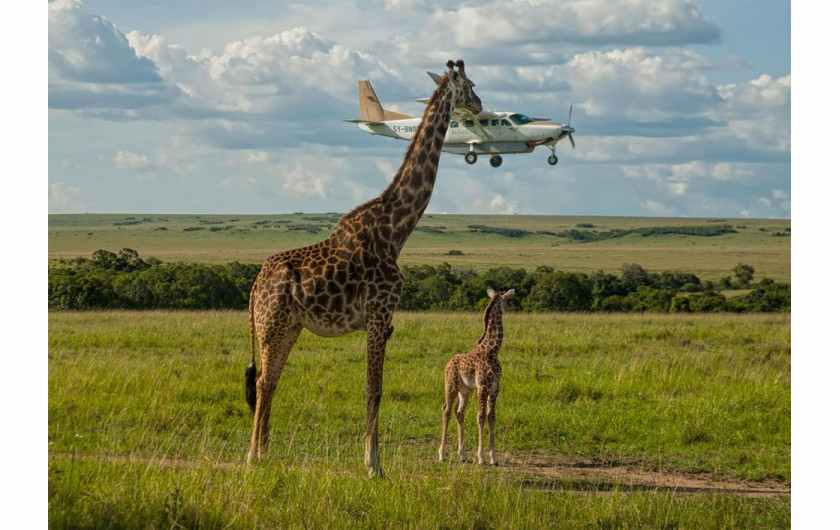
[{"xmin": 47, "ymin": 0, "xmax": 791, "ymax": 218}]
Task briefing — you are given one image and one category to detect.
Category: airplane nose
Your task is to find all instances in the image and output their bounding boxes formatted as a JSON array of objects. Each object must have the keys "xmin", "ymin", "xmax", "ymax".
[{"xmin": 558, "ymin": 125, "xmax": 574, "ymax": 138}]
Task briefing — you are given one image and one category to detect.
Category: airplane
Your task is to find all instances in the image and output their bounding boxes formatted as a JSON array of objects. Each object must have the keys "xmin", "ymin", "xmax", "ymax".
[{"xmin": 345, "ymin": 73, "xmax": 576, "ymax": 167}]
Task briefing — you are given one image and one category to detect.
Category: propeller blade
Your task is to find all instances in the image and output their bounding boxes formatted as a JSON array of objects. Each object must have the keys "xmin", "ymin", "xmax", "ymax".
[
  {"xmin": 568, "ymin": 133, "xmax": 575, "ymax": 149},
  {"xmin": 567, "ymin": 105, "xmax": 573, "ymax": 126}
]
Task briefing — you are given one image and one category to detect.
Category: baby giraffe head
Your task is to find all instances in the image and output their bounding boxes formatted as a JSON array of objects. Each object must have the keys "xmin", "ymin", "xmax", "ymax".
[{"xmin": 487, "ymin": 288, "xmax": 516, "ymax": 311}]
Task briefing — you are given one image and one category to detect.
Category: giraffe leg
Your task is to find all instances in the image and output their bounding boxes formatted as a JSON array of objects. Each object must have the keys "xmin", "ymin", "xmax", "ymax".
[
  {"xmin": 487, "ymin": 388, "xmax": 499, "ymax": 466},
  {"xmin": 247, "ymin": 323, "xmax": 301, "ymax": 464},
  {"xmin": 364, "ymin": 314, "xmax": 391, "ymax": 478},
  {"xmin": 455, "ymin": 385, "xmax": 470, "ymax": 462},
  {"xmin": 476, "ymin": 385, "xmax": 488, "ymax": 465},
  {"xmin": 439, "ymin": 365, "xmax": 459, "ymax": 462}
]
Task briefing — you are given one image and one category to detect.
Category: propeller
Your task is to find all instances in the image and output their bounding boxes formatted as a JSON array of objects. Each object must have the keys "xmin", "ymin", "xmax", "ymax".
[{"xmin": 564, "ymin": 105, "xmax": 576, "ymax": 149}]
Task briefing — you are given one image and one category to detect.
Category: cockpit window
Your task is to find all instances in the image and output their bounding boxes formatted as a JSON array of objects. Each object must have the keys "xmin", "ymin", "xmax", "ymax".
[{"xmin": 509, "ymin": 113, "xmax": 534, "ymax": 125}]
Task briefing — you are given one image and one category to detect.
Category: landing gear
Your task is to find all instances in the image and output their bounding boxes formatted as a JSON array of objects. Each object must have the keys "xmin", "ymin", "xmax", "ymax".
[
  {"xmin": 490, "ymin": 154, "xmax": 503, "ymax": 168},
  {"xmin": 465, "ymin": 152, "xmax": 477, "ymax": 165},
  {"xmin": 547, "ymin": 146, "xmax": 558, "ymax": 166}
]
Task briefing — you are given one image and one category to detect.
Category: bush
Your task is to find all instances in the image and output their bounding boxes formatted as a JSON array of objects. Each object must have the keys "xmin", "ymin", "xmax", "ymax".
[
  {"xmin": 48, "ymin": 250, "xmax": 791, "ymax": 314},
  {"xmin": 522, "ymin": 271, "xmax": 593, "ymax": 312},
  {"xmin": 689, "ymin": 291, "xmax": 728, "ymax": 312}
]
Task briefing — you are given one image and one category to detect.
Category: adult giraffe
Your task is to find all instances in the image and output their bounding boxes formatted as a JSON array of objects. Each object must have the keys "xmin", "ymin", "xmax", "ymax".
[{"xmin": 245, "ymin": 60, "xmax": 482, "ymax": 477}]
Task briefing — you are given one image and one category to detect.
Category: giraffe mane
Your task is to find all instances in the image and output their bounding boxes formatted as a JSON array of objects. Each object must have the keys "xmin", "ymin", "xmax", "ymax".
[
  {"xmin": 336, "ymin": 73, "xmax": 451, "ymax": 231},
  {"xmin": 477, "ymin": 293, "xmax": 501, "ymax": 344},
  {"xmin": 383, "ymin": 73, "xmax": 451, "ymax": 195}
]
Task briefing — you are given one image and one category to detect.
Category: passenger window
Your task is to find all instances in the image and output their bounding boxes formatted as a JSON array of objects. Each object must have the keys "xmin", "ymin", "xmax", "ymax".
[
  {"xmin": 501, "ymin": 119, "xmax": 511, "ymax": 126},
  {"xmin": 491, "ymin": 119, "xmax": 499, "ymax": 126},
  {"xmin": 479, "ymin": 119, "xmax": 489, "ymax": 127},
  {"xmin": 465, "ymin": 120, "xmax": 474, "ymax": 127},
  {"xmin": 450, "ymin": 121, "xmax": 458, "ymax": 128}
]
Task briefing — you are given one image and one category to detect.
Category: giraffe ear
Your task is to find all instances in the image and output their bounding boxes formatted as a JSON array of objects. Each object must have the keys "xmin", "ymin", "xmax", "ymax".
[
  {"xmin": 487, "ymin": 288, "xmax": 496, "ymax": 299},
  {"xmin": 427, "ymin": 71, "xmax": 442, "ymax": 84},
  {"xmin": 503, "ymin": 289, "xmax": 515, "ymax": 300}
]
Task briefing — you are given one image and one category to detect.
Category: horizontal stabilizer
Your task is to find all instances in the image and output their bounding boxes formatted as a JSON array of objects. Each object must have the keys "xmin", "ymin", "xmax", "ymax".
[{"xmin": 344, "ymin": 119, "xmax": 384, "ymax": 125}]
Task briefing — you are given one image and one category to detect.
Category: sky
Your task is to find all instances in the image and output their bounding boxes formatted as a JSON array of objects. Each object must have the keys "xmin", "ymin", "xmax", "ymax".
[{"xmin": 46, "ymin": 0, "xmax": 791, "ymax": 218}]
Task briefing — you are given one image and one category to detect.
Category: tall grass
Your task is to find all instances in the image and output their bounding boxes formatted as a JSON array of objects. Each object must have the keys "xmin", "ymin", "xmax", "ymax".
[{"xmin": 49, "ymin": 310, "xmax": 790, "ymax": 527}]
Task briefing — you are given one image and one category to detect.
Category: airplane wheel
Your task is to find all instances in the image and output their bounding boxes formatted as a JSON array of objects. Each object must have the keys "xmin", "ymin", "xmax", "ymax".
[
  {"xmin": 465, "ymin": 152, "xmax": 477, "ymax": 165},
  {"xmin": 548, "ymin": 155, "xmax": 558, "ymax": 166},
  {"xmin": 490, "ymin": 155, "xmax": 503, "ymax": 168}
]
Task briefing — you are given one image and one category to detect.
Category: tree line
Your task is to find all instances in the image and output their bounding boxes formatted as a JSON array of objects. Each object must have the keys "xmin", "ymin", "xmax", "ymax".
[{"xmin": 49, "ymin": 249, "xmax": 790, "ymax": 313}]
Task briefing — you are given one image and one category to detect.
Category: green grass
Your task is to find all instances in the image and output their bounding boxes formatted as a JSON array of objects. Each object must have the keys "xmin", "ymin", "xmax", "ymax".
[
  {"xmin": 48, "ymin": 213, "xmax": 791, "ymax": 282},
  {"xmin": 49, "ymin": 310, "xmax": 790, "ymax": 527}
]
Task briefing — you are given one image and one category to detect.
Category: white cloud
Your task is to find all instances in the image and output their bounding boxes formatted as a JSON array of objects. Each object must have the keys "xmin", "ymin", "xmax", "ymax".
[
  {"xmin": 49, "ymin": 182, "xmax": 90, "ymax": 213},
  {"xmin": 375, "ymin": 160, "xmax": 397, "ymax": 183},
  {"xmin": 244, "ymin": 151, "xmax": 268, "ymax": 164},
  {"xmin": 642, "ymin": 199, "xmax": 675, "ymax": 216},
  {"xmin": 128, "ymin": 26, "xmax": 392, "ymax": 118},
  {"xmin": 112, "ymin": 150, "xmax": 151, "ymax": 170},
  {"xmin": 279, "ymin": 161, "xmax": 329, "ymax": 199},
  {"xmin": 714, "ymin": 74, "xmax": 791, "ymax": 154},
  {"xmin": 48, "ymin": 0, "xmax": 180, "ymax": 109},
  {"xmin": 489, "ymin": 193, "xmax": 518, "ymax": 214},
  {"xmin": 424, "ymin": 0, "xmax": 720, "ymax": 52},
  {"xmin": 565, "ymin": 47, "xmax": 718, "ymax": 119}
]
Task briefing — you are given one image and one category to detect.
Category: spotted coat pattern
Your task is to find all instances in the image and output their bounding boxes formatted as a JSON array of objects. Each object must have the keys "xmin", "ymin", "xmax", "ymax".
[
  {"xmin": 438, "ymin": 288, "xmax": 515, "ymax": 465},
  {"xmin": 245, "ymin": 60, "xmax": 482, "ymax": 477}
]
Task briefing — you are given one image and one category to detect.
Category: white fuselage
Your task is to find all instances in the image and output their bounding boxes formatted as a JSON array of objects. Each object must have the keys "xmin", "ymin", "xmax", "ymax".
[{"xmin": 356, "ymin": 112, "xmax": 570, "ymax": 155}]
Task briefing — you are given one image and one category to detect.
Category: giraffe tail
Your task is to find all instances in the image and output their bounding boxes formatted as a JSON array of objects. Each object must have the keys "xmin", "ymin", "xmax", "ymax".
[{"xmin": 245, "ymin": 286, "xmax": 258, "ymax": 414}]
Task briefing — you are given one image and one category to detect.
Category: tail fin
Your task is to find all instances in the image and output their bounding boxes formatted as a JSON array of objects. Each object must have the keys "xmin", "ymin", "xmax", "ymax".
[
  {"xmin": 357, "ymin": 80, "xmax": 413, "ymax": 121},
  {"xmin": 245, "ymin": 285, "xmax": 257, "ymax": 414}
]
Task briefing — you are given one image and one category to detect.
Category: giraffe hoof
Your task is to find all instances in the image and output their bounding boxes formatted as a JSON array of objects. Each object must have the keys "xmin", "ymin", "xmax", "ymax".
[{"xmin": 368, "ymin": 467, "xmax": 386, "ymax": 479}]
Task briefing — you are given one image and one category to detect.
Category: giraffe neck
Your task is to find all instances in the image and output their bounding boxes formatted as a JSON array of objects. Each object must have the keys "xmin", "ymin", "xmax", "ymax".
[
  {"xmin": 476, "ymin": 298, "xmax": 504, "ymax": 357},
  {"xmin": 381, "ymin": 77, "xmax": 454, "ymax": 251}
]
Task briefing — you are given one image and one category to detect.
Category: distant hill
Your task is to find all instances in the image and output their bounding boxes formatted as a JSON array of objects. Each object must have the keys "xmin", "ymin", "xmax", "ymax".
[{"xmin": 48, "ymin": 213, "xmax": 791, "ymax": 282}]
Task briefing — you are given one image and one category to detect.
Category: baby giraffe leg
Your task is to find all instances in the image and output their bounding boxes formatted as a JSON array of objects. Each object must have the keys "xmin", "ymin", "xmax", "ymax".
[
  {"xmin": 487, "ymin": 389, "xmax": 499, "ymax": 465},
  {"xmin": 476, "ymin": 386, "xmax": 488, "ymax": 464},
  {"xmin": 439, "ymin": 372, "xmax": 458, "ymax": 462},
  {"xmin": 455, "ymin": 385, "xmax": 470, "ymax": 462}
]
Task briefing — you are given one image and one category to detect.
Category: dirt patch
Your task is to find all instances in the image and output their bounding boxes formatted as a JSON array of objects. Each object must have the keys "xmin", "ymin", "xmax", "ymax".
[
  {"xmin": 50, "ymin": 451, "xmax": 789, "ymax": 498},
  {"xmin": 498, "ymin": 452, "xmax": 790, "ymax": 498}
]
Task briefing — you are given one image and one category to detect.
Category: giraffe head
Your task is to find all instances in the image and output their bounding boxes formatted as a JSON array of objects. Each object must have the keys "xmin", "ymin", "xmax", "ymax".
[
  {"xmin": 487, "ymin": 288, "xmax": 516, "ymax": 311},
  {"xmin": 444, "ymin": 59, "xmax": 482, "ymax": 115}
]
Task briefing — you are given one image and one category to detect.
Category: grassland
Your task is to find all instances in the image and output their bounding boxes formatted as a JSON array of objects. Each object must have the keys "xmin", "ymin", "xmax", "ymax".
[
  {"xmin": 48, "ymin": 213, "xmax": 792, "ymax": 282},
  {"xmin": 49, "ymin": 310, "xmax": 790, "ymax": 527}
]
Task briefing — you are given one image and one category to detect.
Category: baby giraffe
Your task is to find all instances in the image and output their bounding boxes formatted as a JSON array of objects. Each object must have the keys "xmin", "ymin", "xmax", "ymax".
[{"xmin": 439, "ymin": 288, "xmax": 515, "ymax": 465}]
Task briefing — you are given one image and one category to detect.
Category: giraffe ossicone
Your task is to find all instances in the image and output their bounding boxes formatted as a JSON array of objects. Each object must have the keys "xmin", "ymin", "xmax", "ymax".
[
  {"xmin": 245, "ymin": 60, "xmax": 482, "ymax": 478},
  {"xmin": 439, "ymin": 288, "xmax": 514, "ymax": 466}
]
